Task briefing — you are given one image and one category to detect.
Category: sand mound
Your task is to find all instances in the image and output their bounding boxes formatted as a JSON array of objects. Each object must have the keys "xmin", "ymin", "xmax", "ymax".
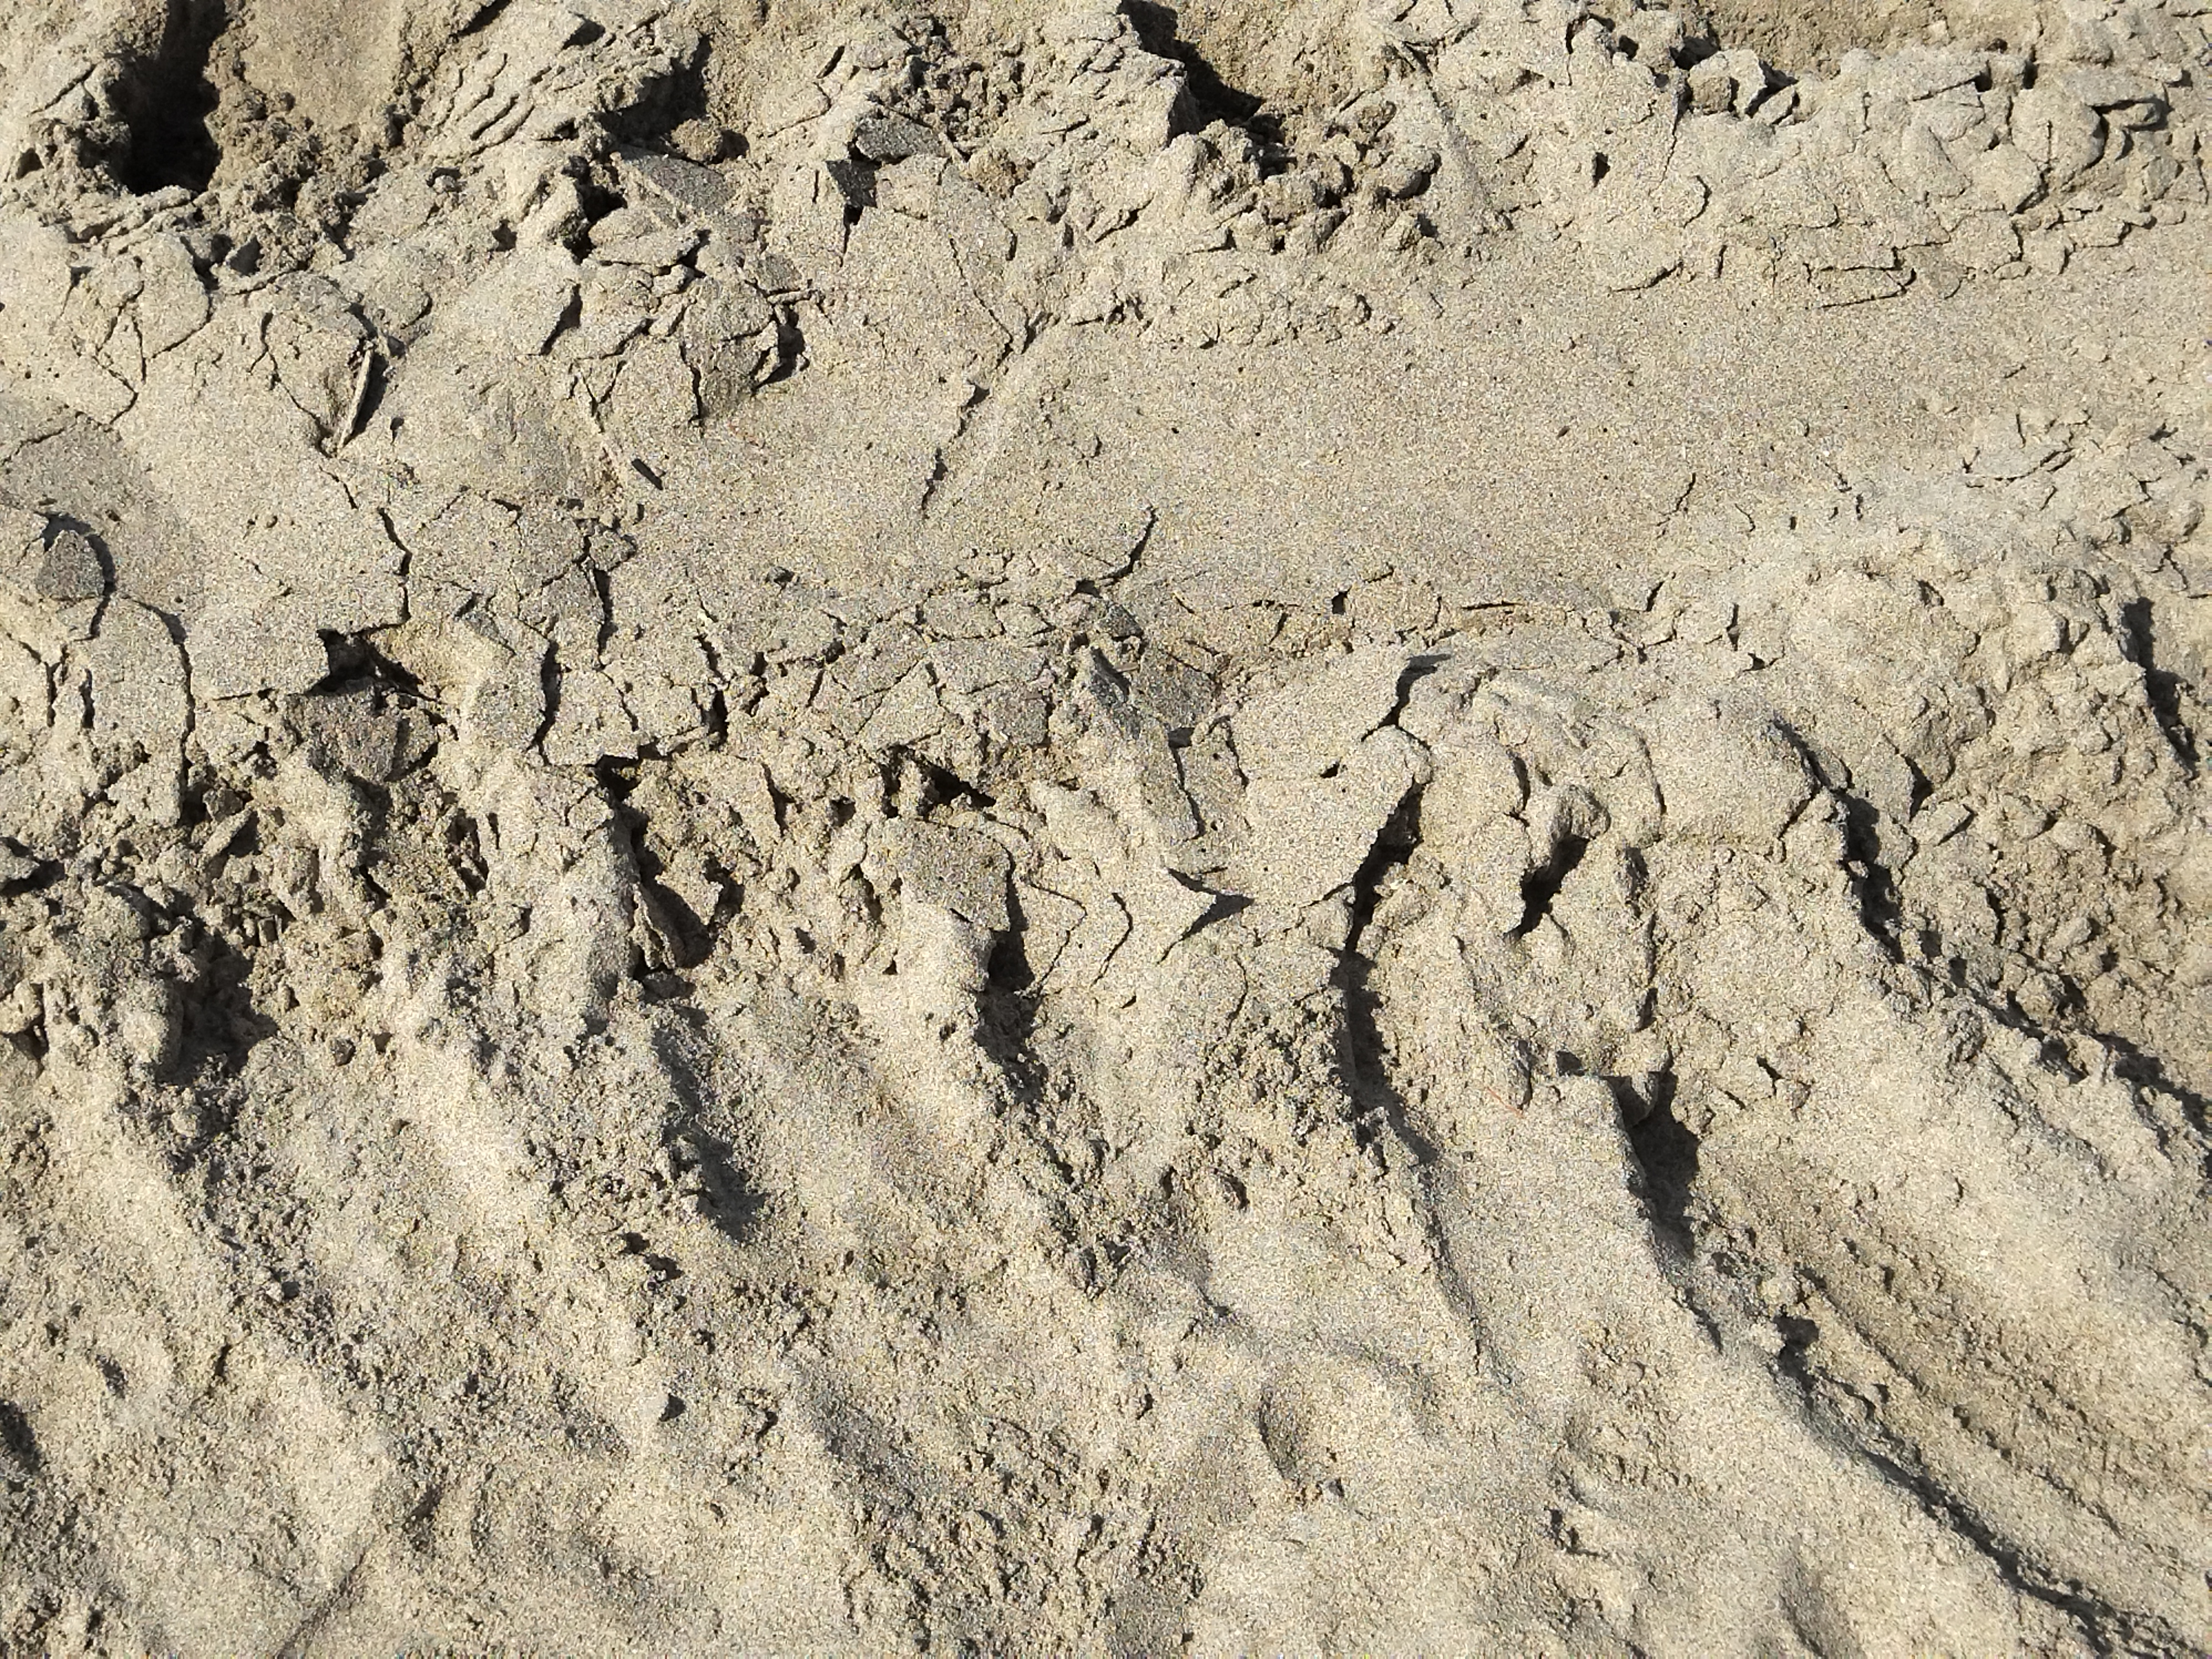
[{"xmin": 0, "ymin": 0, "xmax": 2207, "ymax": 1650}]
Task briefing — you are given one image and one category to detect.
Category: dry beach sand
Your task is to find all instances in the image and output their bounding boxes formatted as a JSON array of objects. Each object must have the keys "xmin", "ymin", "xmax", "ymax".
[{"xmin": 0, "ymin": 0, "xmax": 2209, "ymax": 1649}]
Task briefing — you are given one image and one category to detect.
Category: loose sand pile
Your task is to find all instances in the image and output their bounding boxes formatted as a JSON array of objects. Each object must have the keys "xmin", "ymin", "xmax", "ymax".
[{"xmin": 0, "ymin": 0, "xmax": 2208, "ymax": 1650}]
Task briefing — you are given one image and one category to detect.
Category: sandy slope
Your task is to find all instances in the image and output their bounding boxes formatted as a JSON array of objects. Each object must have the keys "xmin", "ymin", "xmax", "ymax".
[{"xmin": 0, "ymin": 0, "xmax": 2208, "ymax": 1651}]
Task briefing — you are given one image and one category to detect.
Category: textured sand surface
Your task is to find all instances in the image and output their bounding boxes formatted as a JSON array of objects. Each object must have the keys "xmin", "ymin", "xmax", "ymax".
[{"xmin": 0, "ymin": 0, "xmax": 2208, "ymax": 1651}]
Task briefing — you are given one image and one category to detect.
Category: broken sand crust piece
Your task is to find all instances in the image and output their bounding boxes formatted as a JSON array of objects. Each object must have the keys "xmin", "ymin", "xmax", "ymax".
[{"xmin": 0, "ymin": 0, "xmax": 2209, "ymax": 1650}]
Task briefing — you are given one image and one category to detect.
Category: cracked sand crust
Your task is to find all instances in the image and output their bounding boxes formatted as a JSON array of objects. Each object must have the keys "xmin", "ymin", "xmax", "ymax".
[{"xmin": 0, "ymin": 0, "xmax": 2209, "ymax": 1650}]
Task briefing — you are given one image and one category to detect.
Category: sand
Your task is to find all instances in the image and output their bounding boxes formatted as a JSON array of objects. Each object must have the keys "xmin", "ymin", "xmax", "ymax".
[{"xmin": 0, "ymin": 0, "xmax": 2206, "ymax": 1650}]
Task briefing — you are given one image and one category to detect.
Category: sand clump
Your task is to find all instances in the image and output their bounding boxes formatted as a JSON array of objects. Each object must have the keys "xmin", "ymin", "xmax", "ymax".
[{"xmin": 0, "ymin": 0, "xmax": 2208, "ymax": 1651}]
